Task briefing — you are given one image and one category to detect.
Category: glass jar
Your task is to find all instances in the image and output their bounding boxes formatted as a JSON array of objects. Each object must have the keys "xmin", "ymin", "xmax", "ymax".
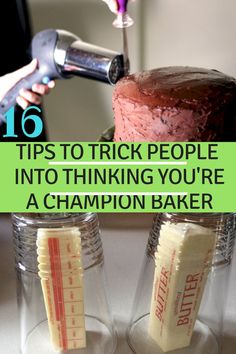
[
  {"xmin": 127, "ymin": 213, "xmax": 236, "ymax": 354},
  {"xmin": 12, "ymin": 213, "xmax": 116, "ymax": 354}
]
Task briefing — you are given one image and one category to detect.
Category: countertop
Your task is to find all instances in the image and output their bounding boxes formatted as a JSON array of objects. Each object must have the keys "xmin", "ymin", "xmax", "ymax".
[{"xmin": 0, "ymin": 214, "xmax": 235, "ymax": 354}]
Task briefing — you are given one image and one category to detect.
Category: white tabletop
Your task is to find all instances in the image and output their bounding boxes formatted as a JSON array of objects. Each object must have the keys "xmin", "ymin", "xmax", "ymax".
[{"xmin": 0, "ymin": 214, "xmax": 236, "ymax": 354}]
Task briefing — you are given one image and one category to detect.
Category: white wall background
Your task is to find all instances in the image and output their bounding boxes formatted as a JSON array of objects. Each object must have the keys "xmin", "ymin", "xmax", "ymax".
[
  {"xmin": 143, "ymin": 0, "xmax": 236, "ymax": 75},
  {"xmin": 28, "ymin": 0, "xmax": 236, "ymax": 141}
]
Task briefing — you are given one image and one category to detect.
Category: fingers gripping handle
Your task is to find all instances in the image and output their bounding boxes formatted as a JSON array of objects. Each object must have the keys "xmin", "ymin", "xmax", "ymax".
[
  {"xmin": 0, "ymin": 70, "xmax": 48, "ymax": 121},
  {"xmin": 0, "ymin": 29, "xmax": 60, "ymax": 122}
]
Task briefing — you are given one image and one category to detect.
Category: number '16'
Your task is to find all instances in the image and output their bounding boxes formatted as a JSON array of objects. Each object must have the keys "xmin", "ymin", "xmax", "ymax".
[{"xmin": 3, "ymin": 106, "xmax": 43, "ymax": 138}]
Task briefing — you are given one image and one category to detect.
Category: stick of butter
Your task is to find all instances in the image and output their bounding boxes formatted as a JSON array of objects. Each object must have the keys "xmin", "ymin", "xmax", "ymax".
[
  {"xmin": 149, "ymin": 222, "xmax": 216, "ymax": 352},
  {"xmin": 37, "ymin": 227, "xmax": 86, "ymax": 351}
]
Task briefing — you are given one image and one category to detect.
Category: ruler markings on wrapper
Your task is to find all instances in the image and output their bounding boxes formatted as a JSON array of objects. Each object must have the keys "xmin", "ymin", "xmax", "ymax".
[
  {"xmin": 37, "ymin": 228, "xmax": 86, "ymax": 351},
  {"xmin": 48, "ymin": 237, "xmax": 67, "ymax": 349}
]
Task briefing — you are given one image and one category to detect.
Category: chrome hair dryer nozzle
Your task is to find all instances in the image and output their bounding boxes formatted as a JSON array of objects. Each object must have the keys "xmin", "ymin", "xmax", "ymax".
[
  {"xmin": 54, "ymin": 30, "xmax": 124, "ymax": 84},
  {"xmin": 0, "ymin": 29, "xmax": 125, "ymax": 118},
  {"xmin": 61, "ymin": 39, "xmax": 124, "ymax": 85}
]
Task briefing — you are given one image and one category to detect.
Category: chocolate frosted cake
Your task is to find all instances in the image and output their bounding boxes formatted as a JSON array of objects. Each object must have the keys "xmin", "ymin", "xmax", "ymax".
[{"xmin": 112, "ymin": 67, "xmax": 236, "ymax": 141}]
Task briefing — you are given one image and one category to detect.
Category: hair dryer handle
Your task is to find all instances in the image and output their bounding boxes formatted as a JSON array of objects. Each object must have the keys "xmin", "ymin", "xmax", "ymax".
[
  {"xmin": 0, "ymin": 70, "xmax": 48, "ymax": 122},
  {"xmin": 0, "ymin": 29, "xmax": 61, "ymax": 122}
]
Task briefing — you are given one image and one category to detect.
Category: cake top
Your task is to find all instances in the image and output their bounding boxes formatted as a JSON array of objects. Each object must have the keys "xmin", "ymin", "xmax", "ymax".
[{"xmin": 113, "ymin": 66, "xmax": 236, "ymax": 109}]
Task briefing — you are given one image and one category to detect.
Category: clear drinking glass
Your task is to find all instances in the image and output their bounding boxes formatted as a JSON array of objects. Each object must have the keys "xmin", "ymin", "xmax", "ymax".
[
  {"xmin": 127, "ymin": 213, "xmax": 236, "ymax": 354},
  {"xmin": 12, "ymin": 213, "xmax": 117, "ymax": 354}
]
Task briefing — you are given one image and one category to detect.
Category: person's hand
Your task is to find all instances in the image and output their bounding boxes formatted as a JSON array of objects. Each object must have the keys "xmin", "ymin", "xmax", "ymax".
[
  {"xmin": 0, "ymin": 59, "xmax": 55, "ymax": 110},
  {"xmin": 102, "ymin": 0, "xmax": 118, "ymax": 13}
]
